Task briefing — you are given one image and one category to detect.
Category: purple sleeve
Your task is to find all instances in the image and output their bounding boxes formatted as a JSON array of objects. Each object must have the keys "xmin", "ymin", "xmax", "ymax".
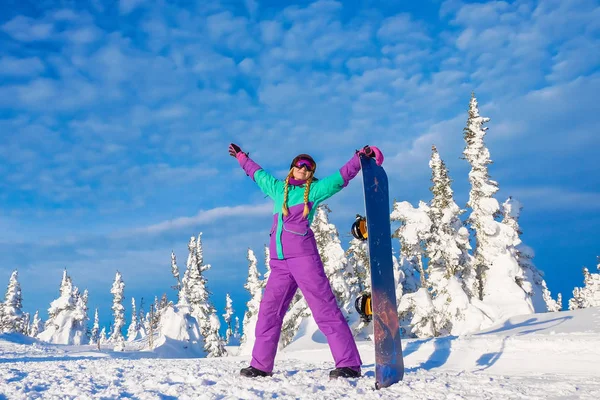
[
  {"xmin": 339, "ymin": 153, "xmax": 361, "ymax": 187},
  {"xmin": 237, "ymin": 153, "xmax": 262, "ymax": 181}
]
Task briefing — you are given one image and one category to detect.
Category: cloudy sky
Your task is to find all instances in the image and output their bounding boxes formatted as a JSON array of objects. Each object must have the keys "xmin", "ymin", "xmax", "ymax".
[{"xmin": 1, "ymin": 0, "xmax": 598, "ymax": 328}]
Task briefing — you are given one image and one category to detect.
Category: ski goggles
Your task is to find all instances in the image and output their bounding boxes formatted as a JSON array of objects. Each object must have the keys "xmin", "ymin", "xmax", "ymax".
[{"xmin": 294, "ymin": 158, "xmax": 315, "ymax": 172}]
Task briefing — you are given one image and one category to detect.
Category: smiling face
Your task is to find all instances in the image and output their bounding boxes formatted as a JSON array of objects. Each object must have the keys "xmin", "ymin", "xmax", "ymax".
[
  {"xmin": 290, "ymin": 156, "xmax": 316, "ymax": 181},
  {"xmin": 292, "ymin": 165, "xmax": 313, "ymax": 180}
]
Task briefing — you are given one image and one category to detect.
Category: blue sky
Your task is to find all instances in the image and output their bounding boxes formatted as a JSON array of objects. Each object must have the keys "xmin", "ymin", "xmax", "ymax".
[{"xmin": 0, "ymin": 0, "xmax": 598, "ymax": 329}]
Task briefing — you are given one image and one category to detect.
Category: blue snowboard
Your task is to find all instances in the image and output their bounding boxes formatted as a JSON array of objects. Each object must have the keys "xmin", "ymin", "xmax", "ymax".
[{"xmin": 360, "ymin": 155, "xmax": 404, "ymax": 389}]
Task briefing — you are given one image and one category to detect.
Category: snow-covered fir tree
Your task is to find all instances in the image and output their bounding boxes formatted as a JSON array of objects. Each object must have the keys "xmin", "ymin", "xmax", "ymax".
[
  {"xmin": 90, "ymin": 309, "xmax": 100, "ymax": 345},
  {"xmin": 29, "ymin": 310, "xmax": 43, "ymax": 338},
  {"xmin": 99, "ymin": 327, "xmax": 108, "ymax": 344},
  {"xmin": 1, "ymin": 270, "xmax": 26, "ymax": 334},
  {"xmin": 204, "ymin": 311, "xmax": 227, "ymax": 357},
  {"xmin": 182, "ymin": 234, "xmax": 214, "ymax": 337},
  {"xmin": 346, "ymin": 235, "xmax": 373, "ymax": 336},
  {"xmin": 311, "ymin": 204, "xmax": 355, "ymax": 314},
  {"xmin": 422, "ymin": 146, "xmax": 490, "ymax": 336},
  {"xmin": 238, "ymin": 248, "xmax": 263, "ymax": 355},
  {"xmin": 263, "ymin": 246, "xmax": 271, "ymax": 285},
  {"xmin": 501, "ymin": 197, "xmax": 562, "ymax": 312},
  {"xmin": 222, "ymin": 293, "xmax": 234, "ymax": 344},
  {"xmin": 71, "ymin": 288, "xmax": 89, "ymax": 344},
  {"xmin": 109, "ymin": 271, "xmax": 126, "ymax": 351},
  {"xmin": 171, "ymin": 251, "xmax": 181, "ymax": 292},
  {"xmin": 346, "ymin": 236, "xmax": 371, "ymax": 294},
  {"xmin": 462, "ymin": 93, "xmax": 533, "ymax": 323},
  {"xmin": 127, "ymin": 297, "xmax": 143, "ymax": 342},
  {"xmin": 233, "ymin": 316, "xmax": 241, "ymax": 342},
  {"xmin": 38, "ymin": 270, "xmax": 88, "ymax": 344},
  {"xmin": 391, "ymin": 200, "xmax": 431, "ymax": 289},
  {"xmin": 569, "ymin": 259, "xmax": 600, "ymax": 309}
]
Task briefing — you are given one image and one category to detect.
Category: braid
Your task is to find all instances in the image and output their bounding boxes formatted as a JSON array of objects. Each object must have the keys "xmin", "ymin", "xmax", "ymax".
[
  {"xmin": 281, "ymin": 169, "xmax": 294, "ymax": 217},
  {"xmin": 302, "ymin": 176, "xmax": 314, "ymax": 218}
]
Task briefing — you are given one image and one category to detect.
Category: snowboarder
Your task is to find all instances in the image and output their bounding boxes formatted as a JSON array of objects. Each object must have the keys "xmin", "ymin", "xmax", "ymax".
[{"xmin": 229, "ymin": 143, "xmax": 383, "ymax": 379}]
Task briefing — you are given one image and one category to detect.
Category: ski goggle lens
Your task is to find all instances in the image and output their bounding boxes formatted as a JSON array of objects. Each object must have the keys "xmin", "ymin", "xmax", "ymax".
[{"xmin": 294, "ymin": 159, "xmax": 315, "ymax": 171}]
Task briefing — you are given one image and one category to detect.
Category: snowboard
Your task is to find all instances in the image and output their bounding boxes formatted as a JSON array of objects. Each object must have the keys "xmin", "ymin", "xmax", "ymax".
[{"xmin": 359, "ymin": 154, "xmax": 404, "ymax": 389}]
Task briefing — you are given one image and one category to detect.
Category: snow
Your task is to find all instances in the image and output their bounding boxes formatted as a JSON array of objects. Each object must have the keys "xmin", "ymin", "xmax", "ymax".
[{"xmin": 1, "ymin": 307, "xmax": 599, "ymax": 399}]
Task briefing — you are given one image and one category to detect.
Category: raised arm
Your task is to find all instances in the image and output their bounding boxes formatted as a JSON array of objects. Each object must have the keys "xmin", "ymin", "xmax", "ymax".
[
  {"xmin": 229, "ymin": 143, "xmax": 283, "ymax": 199},
  {"xmin": 311, "ymin": 145, "xmax": 384, "ymax": 201}
]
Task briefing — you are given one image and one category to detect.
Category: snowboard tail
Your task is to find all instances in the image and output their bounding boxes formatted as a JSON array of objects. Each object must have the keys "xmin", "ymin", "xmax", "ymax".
[{"xmin": 360, "ymin": 155, "xmax": 404, "ymax": 389}]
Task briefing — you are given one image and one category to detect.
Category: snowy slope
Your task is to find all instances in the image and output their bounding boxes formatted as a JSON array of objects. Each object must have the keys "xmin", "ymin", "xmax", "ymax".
[{"xmin": 1, "ymin": 308, "xmax": 600, "ymax": 399}]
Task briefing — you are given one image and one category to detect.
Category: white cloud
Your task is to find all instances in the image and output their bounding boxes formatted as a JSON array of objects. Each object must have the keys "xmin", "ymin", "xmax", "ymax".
[
  {"xmin": 120, "ymin": 0, "xmax": 145, "ymax": 15},
  {"xmin": 2, "ymin": 16, "xmax": 53, "ymax": 41},
  {"xmin": 120, "ymin": 203, "xmax": 273, "ymax": 236},
  {"xmin": 505, "ymin": 187, "xmax": 600, "ymax": 210},
  {"xmin": 0, "ymin": 56, "xmax": 44, "ymax": 76}
]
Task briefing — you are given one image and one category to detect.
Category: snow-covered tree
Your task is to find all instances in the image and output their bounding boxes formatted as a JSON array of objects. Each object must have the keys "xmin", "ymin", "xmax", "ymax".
[
  {"xmin": 501, "ymin": 197, "xmax": 562, "ymax": 312},
  {"xmin": 312, "ymin": 204, "xmax": 354, "ymax": 314},
  {"xmin": 233, "ymin": 316, "xmax": 241, "ymax": 342},
  {"xmin": 263, "ymin": 245, "xmax": 271, "ymax": 284},
  {"xmin": 391, "ymin": 200, "xmax": 431, "ymax": 290},
  {"xmin": 422, "ymin": 146, "xmax": 491, "ymax": 336},
  {"xmin": 222, "ymin": 293, "xmax": 234, "ymax": 344},
  {"xmin": 1, "ymin": 270, "xmax": 26, "ymax": 334},
  {"xmin": 182, "ymin": 234, "xmax": 214, "ymax": 337},
  {"xmin": 90, "ymin": 308, "xmax": 100, "ymax": 345},
  {"xmin": 204, "ymin": 311, "xmax": 227, "ymax": 357},
  {"xmin": 238, "ymin": 248, "xmax": 263, "ymax": 355},
  {"xmin": 347, "ymin": 237, "xmax": 370, "ymax": 292},
  {"xmin": 171, "ymin": 251, "xmax": 181, "ymax": 292},
  {"xmin": 109, "ymin": 271, "xmax": 126, "ymax": 351},
  {"xmin": 71, "ymin": 288, "xmax": 89, "ymax": 344},
  {"xmin": 127, "ymin": 297, "xmax": 143, "ymax": 342},
  {"xmin": 29, "ymin": 310, "xmax": 43, "ymax": 338},
  {"xmin": 99, "ymin": 327, "xmax": 108, "ymax": 344},
  {"xmin": 569, "ymin": 260, "xmax": 600, "ymax": 309},
  {"xmin": 38, "ymin": 270, "xmax": 88, "ymax": 344},
  {"xmin": 462, "ymin": 93, "xmax": 533, "ymax": 323}
]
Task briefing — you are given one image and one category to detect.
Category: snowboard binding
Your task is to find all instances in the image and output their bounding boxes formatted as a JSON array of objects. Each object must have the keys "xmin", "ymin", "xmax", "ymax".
[
  {"xmin": 351, "ymin": 214, "xmax": 368, "ymax": 241},
  {"xmin": 355, "ymin": 293, "xmax": 372, "ymax": 323}
]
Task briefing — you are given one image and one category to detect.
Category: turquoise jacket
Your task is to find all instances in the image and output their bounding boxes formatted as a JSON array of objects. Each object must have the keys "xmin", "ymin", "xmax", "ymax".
[{"xmin": 237, "ymin": 153, "xmax": 361, "ymax": 260}]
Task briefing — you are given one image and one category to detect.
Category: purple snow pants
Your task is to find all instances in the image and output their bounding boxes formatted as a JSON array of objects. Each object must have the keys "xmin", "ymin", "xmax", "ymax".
[{"xmin": 250, "ymin": 254, "xmax": 362, "ymax": 373}]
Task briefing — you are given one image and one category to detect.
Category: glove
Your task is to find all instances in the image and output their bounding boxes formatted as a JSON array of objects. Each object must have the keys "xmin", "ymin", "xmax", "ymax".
[
  {"xmin": 359, "ymin": 145, "xmax": 384, "ymax": 166},
  {"xmin": 228, "ymin": 143, "xmax": 243, "ymax": 158}
]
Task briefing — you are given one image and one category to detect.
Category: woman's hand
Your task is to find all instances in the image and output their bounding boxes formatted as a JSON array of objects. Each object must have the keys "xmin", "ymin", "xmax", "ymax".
[
  {"xmin": 229, "ymin": 143, "xmax": 243, "ymax": 158},
  {"xmin": 359, "ymin": 145, "xmax": 384, "ymax": 166}
]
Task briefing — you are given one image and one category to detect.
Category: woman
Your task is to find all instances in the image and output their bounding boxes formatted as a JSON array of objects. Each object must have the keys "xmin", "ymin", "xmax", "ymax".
[{"xmin": 229, "ymin": 143, "xmax": 384, "ymax": 379}]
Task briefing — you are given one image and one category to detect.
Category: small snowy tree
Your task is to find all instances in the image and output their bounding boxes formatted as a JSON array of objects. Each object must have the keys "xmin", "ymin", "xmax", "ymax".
[
  {"xmin": 462, "ymin": 93, "xmax": 533, "ymax": 323},
  {"xmin": 501, "ymin": 197, "xmax": 562, "ymax": 312},
  {"xmin": 29, "ymin": 310, "xmax": 44, "ymax": 338},
  {"xmin": 99, "ymin": 327, "xmax": 108, "ymax": 344},
  {"xmin": 204, "ymin": 312, "xmax": 227, "ymax": 357},
  {"xmin": 1, "ymin": 270, "xmax": 26, "ymax": 334},
  {"xmin": 109, "ymin": 271, "xmax": 126, "ymax": 351},
  {"xmin": 346, "ymin": 237, "xmax": 371, "ymax": 294},
  {"xmin": 38, "ymin": 270, "xmax": 88, "ymax": 345},
  {"xmin": 569, "ymin": 260, "xmax": 600, "ymax": 310},
  {"xmin": 233, "ymin": 316, "xmax": 241, "ymax": 342},
  {"xmin": 90, "ymin": 309, "xmax": 100, "ymax": 346},
  {"xmin": 171, "ymin": 251, "xmax": 181, "ymax": 292},
  {"xmin": 311, "ymin": 205, "xmax": 354, "ymax": 314},
  {"xmin": 238, "ymin": 248, "xmax": 263, "ymax": 355},
  {"xmin": 182, "ymin": 234, "xmax": 215, "ymax": 337},
  {"xmin": 391, "ymin": 200, "xmax": 431, "ymax": 290},
  {"xmin": 222, "ymin": 293, "xmax": 234, "ymax": 344},
  {"xmin": 127, "ymin": 297, "xmax": 143, "ymax": 342},
  {"xmin": 263, "ymin": 245, "xmax": 271, "ymax": 284}
]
